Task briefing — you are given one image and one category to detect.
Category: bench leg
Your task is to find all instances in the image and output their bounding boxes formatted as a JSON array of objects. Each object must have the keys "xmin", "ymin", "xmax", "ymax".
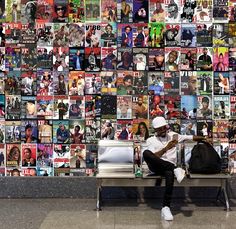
[
  {"xmin": 96, "ymin": 180, "xmax": 102, "ymax": 211},
  {"xmin": 216, "ymin": 187, "xmax": 222, "ymax": 202},
  {"xmin": 222, "ymin": 180, "xmax": 231, "ymax": 211}
]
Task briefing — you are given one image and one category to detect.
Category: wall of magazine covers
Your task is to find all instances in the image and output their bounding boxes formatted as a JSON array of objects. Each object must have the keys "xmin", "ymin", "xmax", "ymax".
[{"xmin": 0, "ymin": 0, "xmax": 235, "ymax": 177}]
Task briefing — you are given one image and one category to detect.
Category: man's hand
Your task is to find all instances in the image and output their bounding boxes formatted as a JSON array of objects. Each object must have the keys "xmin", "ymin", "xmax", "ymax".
[{"xmin": 165, "ymin": 140, "xmax": 178, "ymax": 151}]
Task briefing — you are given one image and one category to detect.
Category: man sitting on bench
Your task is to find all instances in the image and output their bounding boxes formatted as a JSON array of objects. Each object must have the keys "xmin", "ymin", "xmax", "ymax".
[{"xmin": 142, "ymin": 116, "xmax": 206, "ymax": 221}]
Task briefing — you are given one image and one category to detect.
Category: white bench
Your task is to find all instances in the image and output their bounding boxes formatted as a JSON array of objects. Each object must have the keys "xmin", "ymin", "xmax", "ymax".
[{"xmin": 96, "ymin": 140, "xmax": 232, "ymax": 211}]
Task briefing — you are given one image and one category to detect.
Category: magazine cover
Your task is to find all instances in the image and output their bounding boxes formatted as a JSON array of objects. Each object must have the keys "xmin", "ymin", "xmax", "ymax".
[
  {"xmin": 168, "ymin": 119, "xmax": 181, "ymax": 133},
  {"xmin": 229, "ymin": 120, "xmax": 236, "ymax": 143},
  {"xmin": 21, "ymin": 23, "xmax": 37, "ymax": 44},
  {"xmin": 6, "ymin": 0, "xmax": 21, "ymax": 22},
  {"xmin": 69, "ymin": 96, "xmax": 85, "ymax": 120},
  {"xmin": 5, "ymin": 23, "xmax": 21, "ymax": 44},
  {"xmin": 195, "ymin": 0, "xmax": 212, "ymax": 22},
  {"xmin": 229, "ymin": 23, "xmax": 236, "ymax": 47},
  {"xmin": 21, "ymin": 96, "xmax": 37, "ymax": 119},
  {"xmin": 180, "ymin": 120, "xmax": 197, "ymax": 135},
  {"xmin": 165, "ymin": 24, "xmax": 181, "ymax": 47},
  {"xmin": 117, "ymin": 0, "xmax": 133, "ymax": 23},
  {"xmin": 197, "ymin": 47, "xmax": 213, "ymax": 70},
  {"xmin": 69, "ymin": 120, "xmax": 85, "ymax": 144},
  {"xmin": 101, "ymin": 47, "xmax": 117, "ymax": 70},
  {"xmin": 38, "ymin": 120, "xmax": 53, "ymax": 143},
  {"xmin": 132, "ymin": 23, "xmax": 149, "ymax": 47},
  {"xmin": 21, "ymin": 71, "xmax": 37, "ymax": 96},
  {"xmin": 85, "ymin": 72, "xmax": 102, "ymax": 94},
  {"xmin": 229, "ymin": 143, "xmax": 236, "ymax": 174},
  {"xmin": 37, "ymin": 47, "xmax": 53, "ymax": 69},
  {"xmin": 149, "ymin": 0, "xmax": 165, "ymax": 22},
  {"xmin": 21, "ymin": 167, "xmax": 37, "ymax": 176},
  {"xmin": 165, "ymin": 0, "xmax": 180, "ymax": 23},
  {"xmin": 213, "ymin": 23, "xmax": 229, "ymax": 47},
  {"xmin": 118, "ymin": 24, "xmax": 133, "ymax": 48},
  {"xmin": 0, "ymin": 73, "xmax": 5, "ymax": 95},
  {"xmin": 180, "ymin": 48, "xmax": 197, "ymax": 71},
  {"xmin": 5, "ymin": 46, "xmax": 21, "ymax": 71},
  {"xmin": 5, "ymin": 121, "xmax": 21, "ymax": 143},
  {"xmin": 5, "ymin": 95, "xmax": 21, "ymax": 120},
  {"xmin": 21, "ymin": 143, "xmax": 37, "ymax": 167},
  {"xmin": 197, "ymin": 71, "xmax": 213, "ymax": 95},
  {"xmin": 101, "ymin": 0, "xmax": 117, "ymax": 22},
  {"xmin": 197, "ymin": 95, "xmax": 212, "ymax": 119},
  {"xmin": 229, "ymin": 47, "xmax": 236, "ymax": 71},
  {"xmin": 165, "ymin": 47, "xmax": 180, "ymax": 71},
  {"xmin": 52, "ymin": 0, "xmax": 68, "ymax": 23},
  {"xmin": 180, "ymin": 0, "xmax": 197, "ymax": 23},
  {"xmin": 37, "ymin": 70, "xmax": 54, "ymax": 96},
  {"xmin": 181, "ymin": 95, "xmax": 198, "ymax": 119},
  {"xmin": 5, "ymin": 71, "xmax": 21, "ymax": 95},
  {"xmin": 196, "ymin": 23, "xmax": 213, "ymax": 47},
  {"xmin": 213, "ymin": 95, "xmax": 230, "ymax": 119},
  {"xmin": 101, "ymin": 23, "xmax": 117, "ymax": 47},
  {"xmin": 231, "ymin": 96, "xmax": 236, "ymax": 119},
  {"xmin": 0, "ymin": 144, "xmax": 5, "ymax": 175},
  {"xmin": 36, "ymin": 0, "xmax": 53, "ymax": 23},
  {"xmin": 133, "ymin": 0, "xmax": 149, "ymax": 23},
  {"xmin": 117, "ymin": 70, "xmax": 133, "ymax": 95},
  {"xmin": 132, "ymin": 119, "xmax": 149, "ymax": 141},
  {"xmin": 85, "ymin": 118, "xmax": 101, "ymax": 143},
  {"xmin": 101, "ymin": 95, "xmax": 117, "ymax": 119},
  {"xmin": 148, "ymin": 72, "xmax": 164, "ymax": 95},
  {"xmin": 213, "ymin": 72, "xmax": 230, "ymax": 95},
  {"xmin": 53, "ymin": 23, "xmax": 69, "ymax": 47},
  {"xmin": 148, "ymin": 48, "xmax": 165, "ymax": 71},
  {"xmin": 84, "ymin": 0, "xmax": 100, "ymax": 22},
  {"xmin": 20, "ymin": 120, "xmax": 38, "ymax": 143},
  {"xmin": 85, "ymin": 95, "xmax": 101, "ymax": 118},
  {"xmin": 180, "ymin": 71, "xmax": 198, "ymax": 95},
  {"xmin": 85, "ymin": 144, "xmax": 98, "ymax": 176},
  {"xmin": 101, "ymin": 119, "xmax": 116, "ymax": 140},
  {"xmin": 213, "ymin": 0, "xmax": 228, "ymax": 22},
  {"xmin": 213, "ymin": 120, "xmax": 228, "ymax": 141},
  {"xmin": 0, "ymin": 95, "xmax": 4, "ymax": 120},
  {"xmin": 85, "ymin": 23, "xmax": 101, "ymax": 47},
  {"xmin": 36, "ymin": 22, "xmax": 54, "ymax": 46},
  {"xmin": 197, "ymin": 119, "xmax": 213, "ymax": 137},
  {"xmin": 213, "ymin": 47, "xmax": 229, "ymax": 71},
  {"xmin": 53, "ymin": 71, "xmax": 69, "ymax": 95},
  {"xmin": 68, "ymin": 23, "xmax": 85, "ymax": 47},
  {"xmin": 6, "ymin": 144, "xmax": 21, "ymax": 168},
  {"xmin": 53, "ymin": 95, "xmax": 69, "ymax": 120},
  {"xmin": 181, "ymin": 24, "xmax": 196, "ymax": 47},
  {"xmin": 70, "ymin": 144, "xmax": 86, "ymax": 175},
  {"xmin": 149, "ymin": 22, "xmax": 165, "ymax": 47},
  {"xmin": 117, "ymin": 47, "xmax": 133, "ymax": 70},
  {"xmin": 68, "ymin": 71, "xmax": 85, "ymax": 96},
  {"xmin": 37, "ymin": 95, "xmax": 54, "ymax": 119},
  {"xmin": 164, "ymin": 94, "xmax": 181, "ymax": 119},
  {"xmin": 68, "ymin": 0, "xmax": 85, "ymax": 23},
  {"xmin": 133, "ymin": 71, "xmax": 148, "ymax": 95},
  {"xmin": 100, "ymin": 71, "xmax": 117, "ymax": 95},
  {"xmin": 53, "ymin": 144, "xmax": 70, "ymax": 176},
  {"xmin": 116, "ymin": 120, "xmax": 131, "ymax": 140},
  {"xmin": 149, "ymin": 95, "xmax": 165, "ymax": 118},
  {"xmin": 53, "ymin": 120, "xmax": 70, "ymax": 144},
  {"xmin": 132, "ymin": 95, "xmax": 148, "ymax": 119},
  {"xmin": 117, "ymin": 95, "xmax": 132, "ymax": 119},
  {"xmin": 53, "ymin": 47, "xmax": 69, "ymax": 71},
  {"xmin": 230, "ymin": 71, "xmax": 236, "ymax": 95},
  {"xmin": 0, "ymin": 120, "xmax": 5, "ymax": 143},
  {"xmin": 84, "ymin": 47, "xmax": 101, "ymax": 71},
  {"xmin": 69, "ymin": 47, "xmax": 85, "ymax": 71},
  {"xmin": 164, "ymin": 71, "xmax": 180, "ymax": 95}
]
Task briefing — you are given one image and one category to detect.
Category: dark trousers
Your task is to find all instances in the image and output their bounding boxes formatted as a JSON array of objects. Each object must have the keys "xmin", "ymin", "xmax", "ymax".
[{"xmin": 143, "ymin": 150, "xmax": 175, "ymax": 207}]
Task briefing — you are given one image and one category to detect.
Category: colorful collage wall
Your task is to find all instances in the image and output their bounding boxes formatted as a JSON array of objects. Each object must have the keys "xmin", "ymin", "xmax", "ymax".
[{"xmin": 0, "ymin": 0, "xmax": 236, "ymax": 176}]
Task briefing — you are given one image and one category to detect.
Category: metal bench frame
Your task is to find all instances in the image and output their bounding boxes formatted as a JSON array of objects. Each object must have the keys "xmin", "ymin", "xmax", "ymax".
[{"xmin": 96, "ymin": 173, "xmax": 231, "ymax": 211}]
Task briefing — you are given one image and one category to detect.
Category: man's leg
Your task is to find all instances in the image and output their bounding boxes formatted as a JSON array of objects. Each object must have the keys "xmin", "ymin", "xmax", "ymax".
[{"xmin": 143, "ymin": 150, "xmax": 175, "ymax": 207}]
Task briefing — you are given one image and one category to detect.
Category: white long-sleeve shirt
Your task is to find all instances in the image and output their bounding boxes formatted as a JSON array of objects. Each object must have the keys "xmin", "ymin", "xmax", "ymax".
[{"xmin": 142, "ymin": 131, "xmax": 193, "ymax": 165}]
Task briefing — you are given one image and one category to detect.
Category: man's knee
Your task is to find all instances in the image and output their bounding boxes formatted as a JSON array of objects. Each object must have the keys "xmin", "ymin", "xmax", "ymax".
[{"xmin": 143, "ymin": 150, "xmax": 153, "ymax": 161}]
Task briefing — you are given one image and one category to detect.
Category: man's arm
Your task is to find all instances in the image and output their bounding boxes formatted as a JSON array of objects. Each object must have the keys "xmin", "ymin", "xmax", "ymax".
[{"xmin": 154, "ymin": 140, "xmax": 178, "ymax": 158}]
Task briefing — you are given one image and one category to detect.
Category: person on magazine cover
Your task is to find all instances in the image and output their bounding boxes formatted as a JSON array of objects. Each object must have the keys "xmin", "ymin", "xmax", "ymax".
[
  {"xmin": 165, "ymin": 50, "xmax": 179, "ymax": 71},
  {"xmin": 151, "ymin": 1, "xmax": 165, "ymax": 22},
  {"xmin": 198, "ymin": 96, "xmax": 212, "ymax": 117},
  {"xmin": 121, "ymin": 0, "xmax": 131, "ymax": 23},
  {"xmin": 121, "ymin": 25, "xmax": 132, "ymax": 47},
  {"xmin": 57, "ymin": 100, "xmax": 68, "ymax": 120},
  {"xmin": 22, "ymin": 148, "xmax": 36, "ymax": 167},
  {"xmin": 142, "ymin": 116, "xmax": 207, "ymax": 221},
  {"xmin": 101, "ymin": 120, "xmax": 115, "ymax": 140},
  {"xmin": 135, "ymin": 122, "xmax": 149, "ymax": 140},
  {"xmin": 56, "ymin": 123, "xmax": 70, "ymax": 143},
  {"xmin": 71, "ymin": 125, "xmax": 83, "ymax": 144},
  {"xmin": 72, "ymin": 50, "xmax": 83, "ymax": 70},
  {"xmin": 214, "ymin": 53, "xmax": 227, "ymax": 71},
  {"xmin": 53, "ymin": 4, "xmax": 67, "ymax": 22},
  {"xmin": 23, "ymin": 124, "xmax": 37, "ymax": 143},
  {"xmin": 198, "ymin": 48, "xmax": 212, "ymax": 70},
  {"xmin": 133, "ymin": 96, "xmax": 148, "ymax": 119}
]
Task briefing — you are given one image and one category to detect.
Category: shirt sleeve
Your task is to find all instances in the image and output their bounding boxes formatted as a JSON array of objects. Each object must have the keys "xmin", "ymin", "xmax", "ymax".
[{"xmin": 178, "ymin": 134, "xmax": 193, "ymax": 143}]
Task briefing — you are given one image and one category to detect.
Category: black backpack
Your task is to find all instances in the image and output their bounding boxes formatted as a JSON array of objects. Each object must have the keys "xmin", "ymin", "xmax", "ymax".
[{"xmin": 189, "ymin": 141, "xmax": 222, "ymax": 174}]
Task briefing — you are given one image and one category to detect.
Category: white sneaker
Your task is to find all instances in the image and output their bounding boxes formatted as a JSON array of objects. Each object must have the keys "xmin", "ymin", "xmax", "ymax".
[
  {"xmin": 174, "ymin": 168, "xmax": 186, "ymax": 183},
  {"xmin": 161, "ymin": 206, "xmax": 174, "ymax": 221}
]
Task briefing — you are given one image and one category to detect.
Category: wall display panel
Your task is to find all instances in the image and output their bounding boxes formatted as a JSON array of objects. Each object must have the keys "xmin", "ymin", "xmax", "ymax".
[{"xmin": 0, "ymin": 0, "xmax": 235, "ymax": 177}]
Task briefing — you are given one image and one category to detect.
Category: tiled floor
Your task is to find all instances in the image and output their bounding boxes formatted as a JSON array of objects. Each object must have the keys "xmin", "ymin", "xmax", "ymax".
[{"xmin": 0, "ymin": 199, "xmax": 235, "ymax": 229}]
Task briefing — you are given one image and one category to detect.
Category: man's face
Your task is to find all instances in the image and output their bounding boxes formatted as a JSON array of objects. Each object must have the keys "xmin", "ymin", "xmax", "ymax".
[
  {"xmin": 168, "ymin": 52, "xmax": 177, "ymax": 63},
  {"xmin": 26, "ymin": 102, "xmax": 35, "ymax": 115},
  {"xmin": 138, "ymin": 97, "xmax": 143, "ymax": 105},
  {"xmin": 25, "ymin": 128, "xmax": 32, "ymax": 138},
  {"xmin": 189, "ymin": 76, "xmax": 197, "ymax": 92},
  {"xmin": 155, "ymin": 54, "xmax": 164, "ymax": 64},
  {"xmin": 124, "ymin": 79, "xmax": 132, "ymax": 87},
  {"xmin": 125, "ymin": 27, "xmax": 131, "ymax": 33},
  {"xmin": 144, "ymin": 28, "xmax": 149, "ymax": 36},
  {"xmin": 106, "ymin": 26, "xmax": 112, "ymax": 34},
  {"xmin": 203, "ymin": 49, "xmax": 208, "ymax": 55},
  {"xmin": 216, "ymin": 25, "xmax": 223, "ymax": 39},
  {"xmin": 155, "ymin": 125, "xmax": 168, "ymax": 137},
  {"xmin": 56, "ymin": 6, "xmax": 64, "ymax": 17},
  {"xmin": 77, "ymin": 50, "xmax": 80, "ymax": 56},
  {"xmin": 202, "ymin": 101, "xmax": 209, "ymax": 109},
  {"xmin": 24, "ymin": 149, "xmax": 31, "ymax": 159},
  {"xmin": 60, "ymin": 125, "xmax": 65, "ymax": 131}
]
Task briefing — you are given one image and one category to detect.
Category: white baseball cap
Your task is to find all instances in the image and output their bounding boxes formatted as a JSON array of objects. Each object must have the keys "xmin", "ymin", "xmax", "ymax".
[{"xmin": 152, "ymin": 116, "xmax": 167, "ymax": 129}]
